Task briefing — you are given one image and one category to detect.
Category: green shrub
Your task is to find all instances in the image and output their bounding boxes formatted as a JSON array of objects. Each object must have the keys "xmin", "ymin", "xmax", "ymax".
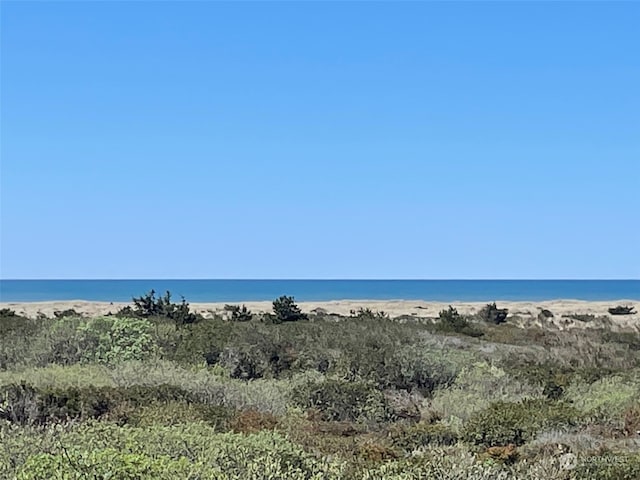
[
  {"xmin": 462, "ymin": 399, "xmax": 581, "ymax": 447},
  {"xmin": 0, "ymin": 313, "xmax": 47, "ymax": 369},
  {"xmin": 543, "ymin": 378, "xmax": 565, "ymax": 400},
  {"xmin": 435, "ymin": 306, "xmax": 484, "ymax": 337},
  {"xmin": 9, "ymin": 426, "xmax": 348, "ymax": 480},
  {"xmin": 220, "ymin": 345, "xmax": 270, "ymax": 380},
  {"xmin": 388, "ymin": 422, "xmax": 458, "ymax": 451},
  {"xmin": 292, "ymin": 378, "xmax": 391, "ymax": 423},
  {"xmin": 8, "ymin": 316, "xmax": 156, "ymax": 367},
  {"xmin": 272, "ymin": 296, "xmax": 308, "ymax": 323},
  {"xmin": 564, "ymin": 375, "xmax": 640, "ymax": 420},
  {"xmin": 477, "ymin": 302, "xmax": 508, "ymax": 324},
  {"xmin": 623, "ymin": 403, "xmax": 640, "ymax": 436},
  {"xmin": 122, "ymin": 290, "xmax": 200, "ymax": 327},
  {"xmin": 106, "ymin": 360, "xmax": 293, "ymax": 415},
  {"xmin": 171, "ymin": 318, "xmax": 232, "ymax": 365},
  {"xmin": 219, "ymin": 327, "xmax": 301, "ymax": 379},
  {"xmin": 17, "ymin": 448, "xmax": 192, "ymax": 480},
  {"xmin": 224, "ymin": 304, "xmax": 253, "ymax": 322},
  {"xmin": 602, "ymin": 330, "xmax": 640, "ymax": 351},
  {"xmin": 38, "ymin": 316, "xmax": 89, "ymax": 365},
  {"xmin": 349, "ymin": 308, "xmax": 389, "ymax": 320},
  {"xmin": 128, "ymin": 401, "xmax": 235, "ymax": 429},
  {"xmin": 0, "ymin": 311, "xmax": 28, "ymax": 337},
  {"xmin": 0, "ymin": 383, "xmax": 197, "ymax": 425},
  {"xmin": 505, "ymin": 360, "xmax": 618, "ymax": 388},
  {"xmin": 0, "ymin": 382, "xmax": 38, "ymax": 425},
  {"xmin": 131, "ymin": 289, "xmax": 167, "ymax": 317},
  {"xmin": 574, "ymin": 453, "xmax": 640, "ymax": 480},
  {"xmin": 386, "ymin": 345, "xmax": 460, "ymax": 394},
  {"xmin": 0, "ymin": 383, "xmax": 115, "ymax": 424},
  {"xmin": 78, "ymin": 316, "xmax": 156, "ymax": 364},
  {"xmin": 0, "ymin": 364, "xmax": 115, "ymax": 390},
  {"xmin": 429, "ymin": 361, "xmax": 541, "ymax": 425}
]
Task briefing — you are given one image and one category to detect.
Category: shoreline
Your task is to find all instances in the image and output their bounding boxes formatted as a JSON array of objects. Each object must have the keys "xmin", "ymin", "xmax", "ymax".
[{"xmin": 1, "ymin": 299, "xmax": 638, "ymax": 329}]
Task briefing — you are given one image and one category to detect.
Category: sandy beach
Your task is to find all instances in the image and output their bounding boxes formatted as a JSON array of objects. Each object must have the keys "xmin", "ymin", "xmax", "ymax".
[{"xmin": 2, "ymin": 299, "xmax": 638, "ymax": 330}]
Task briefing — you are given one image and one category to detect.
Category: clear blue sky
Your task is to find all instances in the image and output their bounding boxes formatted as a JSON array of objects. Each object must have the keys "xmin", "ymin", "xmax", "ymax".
[{"xmin": 1, "ymin": 1, "xmax": 638, "ymax": 279}]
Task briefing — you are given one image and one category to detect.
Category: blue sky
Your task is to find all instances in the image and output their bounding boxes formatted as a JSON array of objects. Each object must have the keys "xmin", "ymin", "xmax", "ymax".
[{"xmin": 1, "ymin": 1, "xmax": 638, "ymax": 279}]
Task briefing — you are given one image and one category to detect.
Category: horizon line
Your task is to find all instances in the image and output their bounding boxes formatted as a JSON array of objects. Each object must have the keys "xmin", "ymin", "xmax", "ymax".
[{"xmin": 1, "ymin": 278, "xmax": 638, "ymax": 282}]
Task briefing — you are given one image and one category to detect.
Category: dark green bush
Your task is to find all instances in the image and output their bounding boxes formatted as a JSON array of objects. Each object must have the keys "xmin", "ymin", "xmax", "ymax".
[
  {"xmin": 608, "ymin": 305, "xmax": 636, "ymax": 315},
  {"xmin": 0, "ymin": 382, "xmax": 39, "ymax": 425},
  {"xmin": 220, "ymin": 344, "xmax": 270, "ymax": 380},
  {"xmin": 478, "ymin": 302, "xmax": 508, "ymax": 324},
  {"xmin": 504, "ymin": 358, "xmax": 619, "ymax": 387},
  {"xmin": 171, "ymin": 318, "xmax": 233, "ymax": 365},
  {"xmin": 0, "ymin": 383, "xmax": 115, "ymax": 424},
  {"xmin": 37, "ymin": 385, "xmax": 116, "ymax": 421},
  {"xmin": 224, "ymin": 304, "xmax": 253, "ymax": 322},
  {"xmin": 0, "ymin": 311, "xmax": 42, "ymax": 336},
  {"xmin": 340, "ymin": 341, "xmax": 458, "ymax": 395},
  {"xmin": 292, "ymin": 378, "xmax": 391, "ymax": 423},
  {"xmin": 435, "ymin": 306, "xmax": 484, "ymax": 338},
  {"xmin": 349, "ymin": 308, "xmax": 389, "ymax": 320},
  {"xmin": 272, "ymin": 296, "xmax": 308, "ymax": 323},
  {"xmin": 53, "ymin": 309, "xmax": 81, "ymax": 319},
  {"xmin": 0, "ymin": 383, "xmax": 197, "ymax": 425},
  {"xmin": 542, "ymin": 379, "xmax": 565, "ymax": 400},
  {"xmin": 462, "ymin": 399, "xmax": 581, "ymax": 447},
  {"xmin": 121, "ymin": 290, "xmax": 200, "ymax": 328},
  {"xmin": 219, "ymin": 330, "xmax": 299, "ymax": 379}
]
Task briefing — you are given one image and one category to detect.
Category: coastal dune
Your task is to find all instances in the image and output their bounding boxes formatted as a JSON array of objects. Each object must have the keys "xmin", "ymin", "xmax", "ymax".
[{"xmin": 2, "ymin": 299, "xmax": 638, "ymax": 330}]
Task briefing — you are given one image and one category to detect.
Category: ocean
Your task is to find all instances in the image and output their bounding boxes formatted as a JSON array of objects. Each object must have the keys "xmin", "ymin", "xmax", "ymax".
[{"xmin": 0, "ymin": 280, "xmax": 638, "ymax": 303}]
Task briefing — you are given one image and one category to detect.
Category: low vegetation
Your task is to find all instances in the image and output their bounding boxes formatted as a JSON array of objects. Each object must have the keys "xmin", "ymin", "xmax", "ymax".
[
  {"xmin": 1, "ymin": 291, "xmax": 639, "ymax": 479},
  {"xmin": 478, "ymin": 302, "xmax": 509, "ymax": 324},
  {"xmin": 609, "ymin": 305, "xmax": 637, "ymax": 315}
]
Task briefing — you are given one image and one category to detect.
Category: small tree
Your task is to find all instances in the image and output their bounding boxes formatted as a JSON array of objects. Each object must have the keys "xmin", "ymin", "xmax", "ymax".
[
  {"xmin": 439, "ymin": 306, "xmax": 467, "ymax": 330},
  {"xmin": 436, "ymin": 306, "xmax": 483, "ymax": 338},
  {"xmin": 224, "ymin": 304, "xmax": 253, "ymax": 322},
  {"xmin": 163, "ymin": 293, "xmax": 199, "ymax": 328},
  {"xmin": 123, "ymin": 290, "xmax": 199, "ymax": 328},
  {"xmin": 349, "ymin": 308, "xmax": 389, "ymax": 320},
  {"xmin": 272, "ymin": 296, "xmax": 307, "ymax": 323},
  {"xmin": 131, "ymin": 289, "xmax": 162, "ymax": 316},
  {"xmin": 478, "ymin": 302, "xmax": 508, "ymax": 324}
]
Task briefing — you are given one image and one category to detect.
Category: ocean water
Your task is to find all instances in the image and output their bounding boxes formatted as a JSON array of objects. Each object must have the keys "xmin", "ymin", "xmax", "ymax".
[{"xmin": 0, "ymin": 280, "xmax": 638, "ymax": 303}]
